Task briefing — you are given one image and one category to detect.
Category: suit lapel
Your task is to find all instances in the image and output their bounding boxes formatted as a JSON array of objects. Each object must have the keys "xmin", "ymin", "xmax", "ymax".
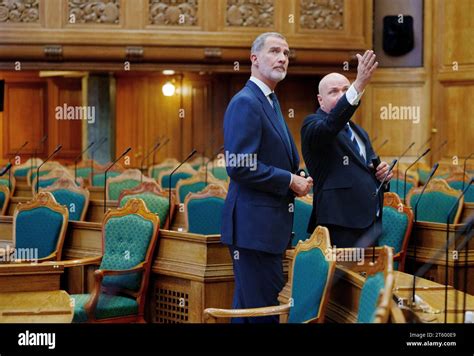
[{"xmin": 246, "ymin": 81, "xmax": 293, "ymax": 164}]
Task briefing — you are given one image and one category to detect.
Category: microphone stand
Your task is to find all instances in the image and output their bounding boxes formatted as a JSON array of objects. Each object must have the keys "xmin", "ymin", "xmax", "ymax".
[
  {"xmin": 140, "ymin": 140, "xmax": 161, "ymax": 183},
  {"xmin": 205, "ymin": 145, "xmax": 224, "ymax": 185},
  {"xmin": 103, "ymin": 147, "xmax": 131, "ymax": 213},
  {"xmin": 31, "ymin": 135, "xmax": 48, "ymax": 183},
  {"xmin": 411, "ymin": 163, "xmax": 439, "ymax": 306},
  {"xmin": 375, "ymin": 139, "xmax": 388, "ymax": 152},
  {"xmin": 151, "ymin": 137, "xmax": 169, "ymax": 179},
  {"xmin": 35, "ymin": 145, "xmax": 62, "ymax": 194},
  {"xmin": 90, "ymin": 137, "xmax": 107, "ymax": 185},
  {"xmin": 168, "ymin": 149, "xmax": 197, "ymax": 228},
  {"xmin": 444, "ymin": 178, "xmax": 473, "ymax": 323},
  {"xmin": 462, "ymin": 153, "xmax": 473, "ymax": 190},
  {"xmin": 395, "ymin": 142, "xmax": 415, "ymax": 197},
  {"xmin": 403, "ymin": 148, "xmax": 431, "ymax": 205},
  {"xmin": 9, "ymin": 141, "xmax": 28, "ymax": 192},
  {"xmin": 74, "ymin": 141, "xmax": 94, "ymax": 185}
]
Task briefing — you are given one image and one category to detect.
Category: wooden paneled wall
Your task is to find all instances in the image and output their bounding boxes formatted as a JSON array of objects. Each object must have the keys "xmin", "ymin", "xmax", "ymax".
[{"xmin": 0, "ymin": 71, "xmax": 82, "ymax": 163}]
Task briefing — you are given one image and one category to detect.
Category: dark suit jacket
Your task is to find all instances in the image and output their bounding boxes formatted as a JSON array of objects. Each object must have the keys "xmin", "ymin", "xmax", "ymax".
[
  {"xmin": 301, "ymin": 95, "xmax": 383, "ymax": 233},
  {"xmin": 221, "ymin": 80, "xmax": 300, "ymax": 254}
]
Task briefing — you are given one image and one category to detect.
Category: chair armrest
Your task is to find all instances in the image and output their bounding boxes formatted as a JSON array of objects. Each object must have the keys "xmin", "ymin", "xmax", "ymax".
[
  {"xmin": 95, "ymin": 263, "xmax": 145, "ymax": 277},
  {"xmin": 59, "ymin": 256, "xmax": 103, "ymax": 268},
  {"xmin": 203, "ymin": 304, "xmax": 290, "ymax": 323}
]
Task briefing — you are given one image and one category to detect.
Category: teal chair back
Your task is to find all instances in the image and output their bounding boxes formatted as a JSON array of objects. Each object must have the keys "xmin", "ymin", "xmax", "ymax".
[
  {"xmin": 161, "ymin": 172, "xmax": 193, "ymax": 189},
  {"xmin": 150, "ymin": 165, "xmax": 173, "ymax": 179},
  {"xmin": 288, "ymin": 226, "xmax": 335, "ymax": 323},
  {"xmin": 0, "ymin": 185, "xmax": 10, "ymax": 215},
  {"xmin": 178, "ymin": 181, "xmax": 206, "ymax": 203},
  {"xmin": 76, "ymin": 167, "xmax": 93, "ymax": 179},
  {"xmin": 211, "ymin": 166, "xmax": 229, "ymax": 181},
  {"xmin": 291, "ymin": 197, "xmax": 312, "ymax": 246},
  {"xmin": 107, "ymin": 179, "xmax": 140, "ymax": 200},
  {"xmin": 448, "ymin": 180, "xmax": 474, "ymax": 203},
  {"xmin": 357, "ymin": 272, "xmax": 386, "ymax": 323},
  {"xmin": 408, "ymin": 181, "xmax": 462, "ymax": 224},
  {"xmin": 49, "ymin": 188, "xmax": 88, "ymax": 221},
  {"xmin": 120, "ymin": 192, "xmax": 171, "ymax": 229},
  {"xmin": 184, "ymin": 184, "xmax": 227, "ymax": 235},
  {"xmin": 13, "ymin": 192, "xmax": 68, "ymax": 261},
  {"xmin": 389, "ymin": 178, "xmax": 414, "ymax": 200},
  {"xmin": 91, "ymin": 171, "xmax": 121, "ymax": 187},
  {"xmin": 0, "ymin": 178, "xmax": 13, "ymax": 191}
]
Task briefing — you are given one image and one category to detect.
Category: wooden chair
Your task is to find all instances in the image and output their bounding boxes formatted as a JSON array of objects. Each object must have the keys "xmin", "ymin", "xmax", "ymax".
[
  {"xmin": 175, "ymin": 169, "xmax": 222, "ymax": 204},
  {"xmin": 27, "ymin": 161, "xmax": 64, "ymax": 186},
  {"xmin": 2, "ymin": 192, "xmax": 69, "ymax": 262},
  {"xmin": 0, "ymin": 174, "xmax": 15, "ymax": 196},
  {"xmin": 390, "ymin": 168, "xmax": 418, "ymax": 201},
  {"xmin": 183, "ymin": 184, "xmax": 227, "ymax": 235},
  {"xmin": 89, "ymin": 163, "xmax": 124, "ymax": 187},
  {"xmin": 41, "ymin": 176, "xmax": 90, "ymax": 221},
  {"xmin": 291, "ymin": 195, "xmax": 313, "ymax": 247},
  {"xmin": 68, "ymin": 199, "xmax": 160, "ymax": 323},
  {"xmin": 118, "ymin": 181, "xmax": 176, "ymax": 229},
  {"xmin": 0, "ymin": 185, "xmax": 11, "ymax": 215},
  {"xmin": 31, "ymin": 167, "xmax": 78, "ymax": 194},
  {"xmin": 446, "ymin": 172, "xmax": 474, "ymax": 203},
  {"xmin": 12, "ymin": 157, "xmax": 43, "ymax": 182},
  {"xmin": 157, "ymin": 163, "xmax": 196, "ymax": 189},
  {"xmin": 378, "ymin": 192, "xmax": 413, "ymax": 272},
  {"xmin": 148, "ymin": 158, "xmax": 179, "ymax": 179},
  {"xmin": 350, "ymin": 246, "xmax": 394, "ymax": 323},
  {"xmin": 203, "ymin": 226, "xmax": 336, "ymax": 323},
  {"xmin": 68, "ymin": 159, "xmax": 104, "ymax": 185},
  {"xmin": 106, "ymin": 169, "xmax": 155, "ymax": 201},
  {"xmin": 189, "ymin": 155, "xmax": 208, "ymax": 171},
  {"xmin": 406, "ymin": 178, "xmax": 464, "ymax": 224}
]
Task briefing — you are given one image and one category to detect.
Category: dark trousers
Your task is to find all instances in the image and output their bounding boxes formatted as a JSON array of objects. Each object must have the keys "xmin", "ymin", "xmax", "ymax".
[
  {"xmin": 228, "ymin": 245, "xmax": 284, "ymax": 324},
  {"xmin": 325, "ymin": 218, "xmax": 383, "ymax": 248}
]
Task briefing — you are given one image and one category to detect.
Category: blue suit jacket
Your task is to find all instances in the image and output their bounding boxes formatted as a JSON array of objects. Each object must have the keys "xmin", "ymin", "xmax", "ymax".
[
  {"xmin": 221, "ymin": 80, "xmax": 300, "ymax": 254},
  {"xmin": 301, "ymin": 95, "xmax": 383, "ymax": 232}
]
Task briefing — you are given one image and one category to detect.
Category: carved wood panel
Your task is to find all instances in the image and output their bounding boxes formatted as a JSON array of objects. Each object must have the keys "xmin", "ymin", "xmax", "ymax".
[
  {"xmin": 68, "ymin": 0, "xmax": 120, "ymax": 24},
  {"xmin": 148, "ymin": 0, "xmax": 198, "ymax": 26},
  {"xmin": 225, "ymin": 0, "xmax": 274, "ymax": 28},
  {"xmin": 0, "ymin": 0, "xmax": 40, "ymax": 23},
  {"xmin": 299, "ymin": 0, "xmax": 344, "ymax": 30}
]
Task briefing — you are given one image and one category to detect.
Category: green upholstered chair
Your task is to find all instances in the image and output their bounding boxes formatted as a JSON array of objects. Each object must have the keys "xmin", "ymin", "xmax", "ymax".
[
  {"xmin": 27, "ymin": 161, "xmax": 63, "ymax": 186},
  {"xmin": 352, "ymin": 246, "xmax": 394, "ymax": 323},
  {"xmin": 0, "ymin": 175, "xmax": 15, "ymax": 195},
  {"xmin": 0, "ymin": 185, "xmax": 10, "ymax": 215},
  {"xmin": 10, "ymin": 192, "xmax": 68, "ymax": 262},
  {"xmin": 407, "ymin": 179, "xmax": 464, "ymax": 224},
  {"xmin": 447, "ymin": 173, "xmax": 474, "ymax": 203},
  {"xmin": 211, "ymin": 166, "xmax": 229, "ymax": 181},
  {"xmin": 42, "ymin": 177, "xmax": 90, "ymax": 221},
  {"xmin": 204, "ymin": 226, "xmax": 336, "ymax": 323},
  {"xmin": 175, "ymin": 170, "xmax": 222, "ymax": 204},
  {"xmin": 158, "ymin": 163, "xmax": 196, "ymax": 189},
  {"xmin": 31, "ymin": 168, "xmax": 79, "ymax": 194},
  {"xmin": 148, "ymin": 158, "xmax": 179, "ymax": 179},
  {"xmin": 106, "ymin": 169, "xmax": 155, "ymax": 201},
  {"xmin": 70, "ymin": 198, "xmax": 160, "ymax": 323},
  {"xmin": 118, "ymin": 181, "xmax": 175, "ymax": 229},
  {"xmin": 90, "ymin": 171, "xmax": 121, "ymax": 187},
  {"xmin": 291, "ymin": 195, "xmax": 313, "ymax": 247},
  {"xmin": 12, "ymin": 158, "xmax": 43, "ymax": 183},
  {"xmin": 378, "ymin": 193, "xmax": 413, "ymax": 271},
  {"xmin": 183, "ymin": 184, "xmax": 227, "ymax": 235}
]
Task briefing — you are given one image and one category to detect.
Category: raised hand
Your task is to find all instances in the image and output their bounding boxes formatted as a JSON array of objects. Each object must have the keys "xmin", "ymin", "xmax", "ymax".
[{"xmin": 353, "ymin": 50, "xmax": 378, "ymax": 93}]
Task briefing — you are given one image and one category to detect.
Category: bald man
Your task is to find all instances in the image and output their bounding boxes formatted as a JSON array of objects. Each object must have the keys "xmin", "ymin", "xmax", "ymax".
[{"xmin": 301, "ymin": 50, "xmax": 393, "ymax": 248}]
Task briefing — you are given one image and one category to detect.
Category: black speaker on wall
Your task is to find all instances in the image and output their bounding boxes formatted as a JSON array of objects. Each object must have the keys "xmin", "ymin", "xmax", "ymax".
[
  {"xmin": 0, "ymin": 80, "xmax": 4, "ymax": 112},
  {"xmin": 374, "ymin": 0, "xmax": 423, "ymax": 67}
]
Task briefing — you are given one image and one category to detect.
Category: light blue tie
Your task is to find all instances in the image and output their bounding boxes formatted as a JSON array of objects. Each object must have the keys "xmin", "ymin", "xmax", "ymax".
[
  {"xmin": 269, "ymin": 92, "xmax": 291, "ymax": 153},
  {"xmin": 344, "ymin": 124, "xmax": 364, "ymax": 160}
]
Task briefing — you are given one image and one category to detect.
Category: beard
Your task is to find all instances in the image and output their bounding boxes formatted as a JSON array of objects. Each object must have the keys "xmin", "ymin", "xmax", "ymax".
[{"xmin": 270, "ymin": 69, "xmax": 287, "ymax": 82}]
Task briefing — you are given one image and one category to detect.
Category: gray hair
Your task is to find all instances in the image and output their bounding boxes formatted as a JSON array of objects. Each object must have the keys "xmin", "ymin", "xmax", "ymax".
[{"xmin": 251, "ymin": 32, "xmax": 287, "ymax": 55}]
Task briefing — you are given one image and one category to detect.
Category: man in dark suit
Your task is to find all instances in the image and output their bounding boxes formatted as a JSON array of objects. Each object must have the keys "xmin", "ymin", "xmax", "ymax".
[
  {"xmin": 301, "ymin": 50, "xmax": 393, "ymax": 248},
  {"xmin": 221, "ymin": 32, "xmax": 313, "ymax": 323}
]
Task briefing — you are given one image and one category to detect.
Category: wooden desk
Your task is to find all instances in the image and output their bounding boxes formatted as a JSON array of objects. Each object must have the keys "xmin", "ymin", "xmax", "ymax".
[
  {"xmin": 0, "ymin": 262, "xmax": 64, "ymax": 292},
  {"xmin": 462, "ymin": 202, "xmax": 473, "ymax": 221},
  {"xmin": 13, "ymin": 183, "xmax": 32, "ymax": 198},
  {"xmin": 405, "ymin": 221, "xmax": 474, "ymax": 295},
  {"xmin": 0, "ymin": 290, "xmax": 73, "ymax": 323}
]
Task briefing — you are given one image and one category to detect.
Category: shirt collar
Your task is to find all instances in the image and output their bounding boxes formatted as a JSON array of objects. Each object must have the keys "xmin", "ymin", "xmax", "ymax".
[{"xmin": 250, "ymin": 76, "xmax": 273, "ymax": 98}]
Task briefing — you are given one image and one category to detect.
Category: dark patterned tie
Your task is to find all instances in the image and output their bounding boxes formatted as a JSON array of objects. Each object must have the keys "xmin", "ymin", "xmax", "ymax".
[
  {"xmin": 269, "ymin": 93, "xmax": 292, "ymax": 154},
  {"xmin": 344, "ymin": 124, "xmax": 364, "ymax": 160}
]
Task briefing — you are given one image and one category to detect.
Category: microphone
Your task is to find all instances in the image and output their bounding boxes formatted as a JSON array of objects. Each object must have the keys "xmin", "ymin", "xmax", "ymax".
[
  {"xmin": 371, "ymin": 136, "xmax": 378, "ymax": 145},
  {"xmin": 373, "ymin": 159, "xmax": 397, "ymax": 197},
  {"xmin": 168, "ymin": 149, "xmax": 197, "ymax": 228},
  {"xmin": 151, "ymin": 137, "xmax": 170, "ymax": 178},
  {"xmin": 431, "ymin": 139, "xmax": 448, "ymax": 158},
  {"xmin": 31, "ymin": 135, "xmax": 48, "ymax": 173},
  {"xmin": 395, "ymin": 141, "xmax": 416, "ymax": 195},
  {"xmin": 205, "ymin": 145, "xmax": 224, "ymax": 185},
  {"xmin": 103, "ymin": 147, "xmax": 131, "ymax": 212},
  {"xmin": 411, "ymin": 162, "xmax": 440, "ymax": 305},
  {"xmin": 74, "ymin": 141, "xmax": 95, "ymax": 184},
  {"xmin": 416, "ymin": 136, "xmax": 432, "ymax": 155},
  {"xmin": 375, "ymin": 139, "xmax": 389, "ymax": 152},
  {"xmin": 140, "ymin": 140, "xmax": 161, "ymax": 183},
  {"xmin": 35, "ymin": 145, "xmax": 62, "ymax": 194},
  {"xmin": 0, "ymin": 163, "xmax": 13, "ymax": 177},
  {"xmin": 403, "ymin": 148, "xmax": 431, "ymax": 204},
  {"xmin": 462, "ymin": 152, "xmax": 473, "ymax": 190},
  {"xmin": 90, "ymin": 137, "xmax": 108, "ymax": 184},
  {"xmin": 444, "ymin": 178, "xmax": 473, "ymax": 323},
  {"xmin": 10, "ymin": 141, "xmax": 28, "ymax": 190}
]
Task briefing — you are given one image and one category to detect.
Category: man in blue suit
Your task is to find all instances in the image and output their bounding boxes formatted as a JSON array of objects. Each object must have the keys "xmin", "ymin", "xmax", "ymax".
[
  {"xmin": 221, "ymin": 32, "xmax": 313, "ymax": 323},
  {"xmin": 301, "ymin": 50, "xmax": 393, "ymax": 248}
]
